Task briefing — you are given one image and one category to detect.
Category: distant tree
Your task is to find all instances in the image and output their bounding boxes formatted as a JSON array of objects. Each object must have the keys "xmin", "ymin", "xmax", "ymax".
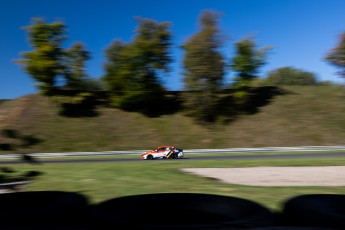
[
  {"xmin": 103, "ymin": 17, "xmax": 172, "ymax": 111},
  {"xmin": 103, "ymin": 40, "xmax": 126, "ymax": 101},
  {"xmin": 181, "ymin": 10, "xmax": 225, "ymax": 122},
  {"xmin": 64, "ymin": 42, "xmax": 90, "ymax": 90},
  {"xmin": 18, "ymin": 18, "xmax": 91, "ymax": 96},
  {"xmin": 325, "ymin": 32, "xmax": 345, "ymax": 78},
  {"xmin": 267, "ymin": 67, "xmax": 318, "ymax": 86},
  {"xmin": 17, "ymin": 18, "xmax": 67, "ymax": 96},
  {"xmin": 231, "ymin": 37, "xmax": 270, "ymax": 99},
  {"xmin": 18, "ymin": 18, "xmax": 98, "ymax": 117}
]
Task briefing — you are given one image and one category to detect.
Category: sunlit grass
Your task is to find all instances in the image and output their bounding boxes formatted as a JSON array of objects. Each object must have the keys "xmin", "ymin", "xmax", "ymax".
[{"xmin": 8, "ymin": 156, "xmax": 345, "ymax": 211}]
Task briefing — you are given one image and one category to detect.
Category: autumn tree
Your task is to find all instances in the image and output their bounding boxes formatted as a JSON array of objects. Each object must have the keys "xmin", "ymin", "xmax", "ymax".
[
  {"xmin": 181, "ymin": 10, "xmax": 225, "ymax": 123},
  {"xmin": 103, "ymin": 17, "xmax": 172, "ymax": 113},
  {"xmin": 325, "ymin": 32, "xmax": 345, "ymax": 78}
]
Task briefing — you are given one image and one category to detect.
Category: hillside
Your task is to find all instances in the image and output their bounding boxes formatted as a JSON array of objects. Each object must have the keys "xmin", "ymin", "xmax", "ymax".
[{"xmin": 0, "ymin": 86, "xmax": 344, "ymax": 154}]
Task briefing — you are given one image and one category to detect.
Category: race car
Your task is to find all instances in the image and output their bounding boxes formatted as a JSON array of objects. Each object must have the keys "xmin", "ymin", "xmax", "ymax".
[{"xmin": 141, "ymin": 146, "xmax": 184, "ymax": 160}]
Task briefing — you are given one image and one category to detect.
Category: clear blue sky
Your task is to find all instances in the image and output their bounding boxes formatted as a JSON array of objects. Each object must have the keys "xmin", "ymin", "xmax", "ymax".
[{"xmin": 1, "ymin": 0, "xmax": 345, "ymax": 99}]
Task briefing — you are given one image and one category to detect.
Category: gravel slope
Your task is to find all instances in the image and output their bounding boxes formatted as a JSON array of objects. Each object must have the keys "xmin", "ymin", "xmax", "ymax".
[{"xmin": 181, "ymin": 166, "xmax": 345, "ymax": 186}]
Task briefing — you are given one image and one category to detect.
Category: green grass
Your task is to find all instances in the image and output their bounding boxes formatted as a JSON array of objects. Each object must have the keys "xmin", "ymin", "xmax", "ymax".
[{"xmin": 8, "ymin": 156, "xmax": 345, "ymax": 212}]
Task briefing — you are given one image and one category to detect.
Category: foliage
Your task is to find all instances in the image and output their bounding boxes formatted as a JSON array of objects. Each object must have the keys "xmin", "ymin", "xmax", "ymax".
[
  {"xmin": 17, "ymin": 19, "xmax": 88, "ymax": 92},
  {"xmin": 64, "ymin": 42, "xmax": 90, "ymax": 90},
  {"xmin": 231, "ymin": 37, "xmax": 269, "ymax": 81},
  {"xmin": 231, "ymin": 36, "xmax": 270, "ymax": 83},
  {"xmin": 230, "ymin": 36, "xmax": 271, "ymax": 106},
  {"xmin": 267, "ymin": 67, "xmax": 318, "ymax": 86},
  {"xmin": 181, "ymin": 10, "xmax": 225, "ymax": 123},
  {"xmin": 17, "ymin": 18, "xmax": 102, "ymax": 116},
  {"xmin": 17, "ymin": 18, "xmax": 67, "ymax": 96},
  {"xmin": 77, "ymin": 78, "xmax": 107, "ymax": 92},
  {"xmin": 325, "ymin": 32, "xmax": 345, "ymax": 78},
  {"xmin": 102, "ymin": 17, "xmax": 172, "ymax": 114}
]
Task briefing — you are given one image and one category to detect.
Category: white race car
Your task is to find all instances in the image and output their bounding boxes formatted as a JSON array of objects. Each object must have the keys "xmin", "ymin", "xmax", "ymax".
[{"xmin": 141, "ymin": 146, "xmax": 184, "ymax": 160}]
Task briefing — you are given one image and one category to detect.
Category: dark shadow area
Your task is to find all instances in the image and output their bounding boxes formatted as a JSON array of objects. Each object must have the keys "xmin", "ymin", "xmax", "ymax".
[
  {"xmin": 0, "ymin": 129, "xmax": 43, "ymax": 192},
  {"xmin": 89, "ymin": 193, "xmax": 276, "ymax": 230},
  {"xmin": 21, "ymin": 153, "xmax": 42, "ymax": 164},
  {"xmin": 216, "ymin": 86, "xmax": 288, "ymax": 124},
  {"xmin": 59, "ymin": 100, "xmax": 99, "ymax": 117},
  {"xmin": 121, "ymin": 91, "xmax": 183, "ymax": 118},
  {"xmin": 0, "ymin": 165, "xmax": 42, "ymax": 192},
  {"xmin": 243, "ymin": 86, "xmax": 288, "ymax": 114},
  {"xmin": 0, "ymin": 192, "xmax": 343, "ymax": 229},
  {"xmin": 57, "ymin": 90, "xmax": 109, "ymax": 117},
  {"xmin": 2, "ymin": 129, "xmax": 19, "ymax": 138},
  {"xmin": 20, "ymin": 135, "xmax": 42, "ymax": 147},
  {"xmin": 0, "ymin": 190, "xmax": 89, "ymax": 230},
  {"xmin": 0, "ymin": 143, "xmax": 15, "ymax": 151},
  {"xmin": 0, "ymin": 129, "xmax": 43, "ymax": 151},
  {"xmin": 56, "ymin": 87, "xmax": 285, "ymax": 120},
  {"xmin": 277, "ymin": 194, "xmax": 345, "ymax": 230}
]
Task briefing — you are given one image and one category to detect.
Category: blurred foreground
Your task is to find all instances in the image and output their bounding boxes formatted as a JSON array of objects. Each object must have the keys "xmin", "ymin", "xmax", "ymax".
[{"xmin": 0, "ymin": 191, "xmax": 344, "ymax": 229}]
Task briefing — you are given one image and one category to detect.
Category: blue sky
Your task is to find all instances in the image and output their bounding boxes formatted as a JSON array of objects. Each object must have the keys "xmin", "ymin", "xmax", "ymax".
[{"xmin": 1, "ymin": 0, "xmax": 345, "ymax": 99}]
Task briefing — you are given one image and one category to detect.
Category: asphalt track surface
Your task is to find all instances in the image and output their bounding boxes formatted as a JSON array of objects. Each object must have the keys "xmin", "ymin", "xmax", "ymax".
[{"xmin": 1, "ymin": 152, "xmax": 345, "ymax": 164}]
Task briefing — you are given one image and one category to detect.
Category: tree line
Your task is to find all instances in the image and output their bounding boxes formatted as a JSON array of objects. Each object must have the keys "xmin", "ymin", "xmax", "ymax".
[{"xmin": 17, "ymin": 10, "xmax": 345, "ymax": 123}]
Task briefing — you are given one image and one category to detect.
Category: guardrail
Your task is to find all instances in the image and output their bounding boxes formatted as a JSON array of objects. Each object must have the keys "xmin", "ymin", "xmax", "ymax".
[{"xmin": 1, "ymin": 145, "xmax": 345, "ymax": 159}]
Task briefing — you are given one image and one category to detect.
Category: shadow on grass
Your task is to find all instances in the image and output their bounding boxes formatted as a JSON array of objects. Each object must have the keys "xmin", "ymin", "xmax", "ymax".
[
  {"xmin": 120, "ymin": 91, "xmax": 183, "ymax": 118},
  {"xmin": 0, "ymin": 129, "xmax": 43, "ymax": 150},
  {"xmin": 0, "ymin": 155, "xmax": 43, "ymax": 192},
  {"xmin": 122, "ymin": 86, "xmax": 287, "ymax": 122},
  {"xmin": 217, "ymin": 86, "xmax": 289, "ymax": 124},
  {"xmin": 244, "ymin": 86, "xmax": 288, "ymax": 114},
  {"xmin": 59, "ymin": 101, "xmax": 100, "ymax": 117},
  {"xmin": 0, "ymin": 129, "xmax": 43, "ymax": 191}
]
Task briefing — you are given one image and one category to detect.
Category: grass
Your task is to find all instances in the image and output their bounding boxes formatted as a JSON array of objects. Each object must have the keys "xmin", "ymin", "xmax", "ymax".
[
  {"xmin": 7, "ymin": 155, "xmax": 345, "ymax": 212},
  {"xmin": 1, "ymin": 85, "xmax": 345, "ymax": 213},
  {"xmin": 1, "ymin": 150, "xmax": 345, "ymax": 162},
  {"xmin": 0, "ymin": 85, "xmax": 345, "ymax": 154}
]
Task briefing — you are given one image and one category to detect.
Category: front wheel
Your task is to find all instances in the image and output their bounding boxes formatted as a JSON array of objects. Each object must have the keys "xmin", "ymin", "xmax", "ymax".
[
  {"xmin": 147, "ymin": 155, "xmax": 154, "ymax": 160},
  {"xmin": 172, "ymin": 153, "xmax": 179, "ymax": 159}
]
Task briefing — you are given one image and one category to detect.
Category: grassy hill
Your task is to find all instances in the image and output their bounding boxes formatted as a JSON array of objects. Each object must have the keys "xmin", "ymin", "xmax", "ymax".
[{"xmin": 0, "ymin": 85, "xmax": 344, "ymax": 154}]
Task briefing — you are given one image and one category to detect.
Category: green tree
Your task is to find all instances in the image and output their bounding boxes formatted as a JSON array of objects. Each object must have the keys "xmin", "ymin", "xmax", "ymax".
[
  {"xmin": 231, "ymin": 36, "xmax": 270, "ymax": 100},
  {"xmin": 103, "ymin": 40, "xmax": 126, "ymax": 100},
  {"xmin": 267, "ymin": 67, "xmax": 317, "ymax": 86},
  {"xmin": 182, "ymin": 10, "xmax": 225, "ymax": 122},
  {"xmin": 64, "ymin": 42, "xmax": 90, "ymax": 90},
  {"xmin": 17, "ymin": 18, "xmax": 67, "ymax": 96},
  {"xmin": 325, "ymin": 32, "xmax": 345, "ymax": 78},
  {"xmin": 18, "ymin": 18, "xmax": 91, "ymax": 96},
  {"xmin": 103, "ymin": 17, "xmax": 172, "ymax": 112},
  {"xmin": 18, "ymin": 18, "xmax": 97, "ymax": 117}
]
